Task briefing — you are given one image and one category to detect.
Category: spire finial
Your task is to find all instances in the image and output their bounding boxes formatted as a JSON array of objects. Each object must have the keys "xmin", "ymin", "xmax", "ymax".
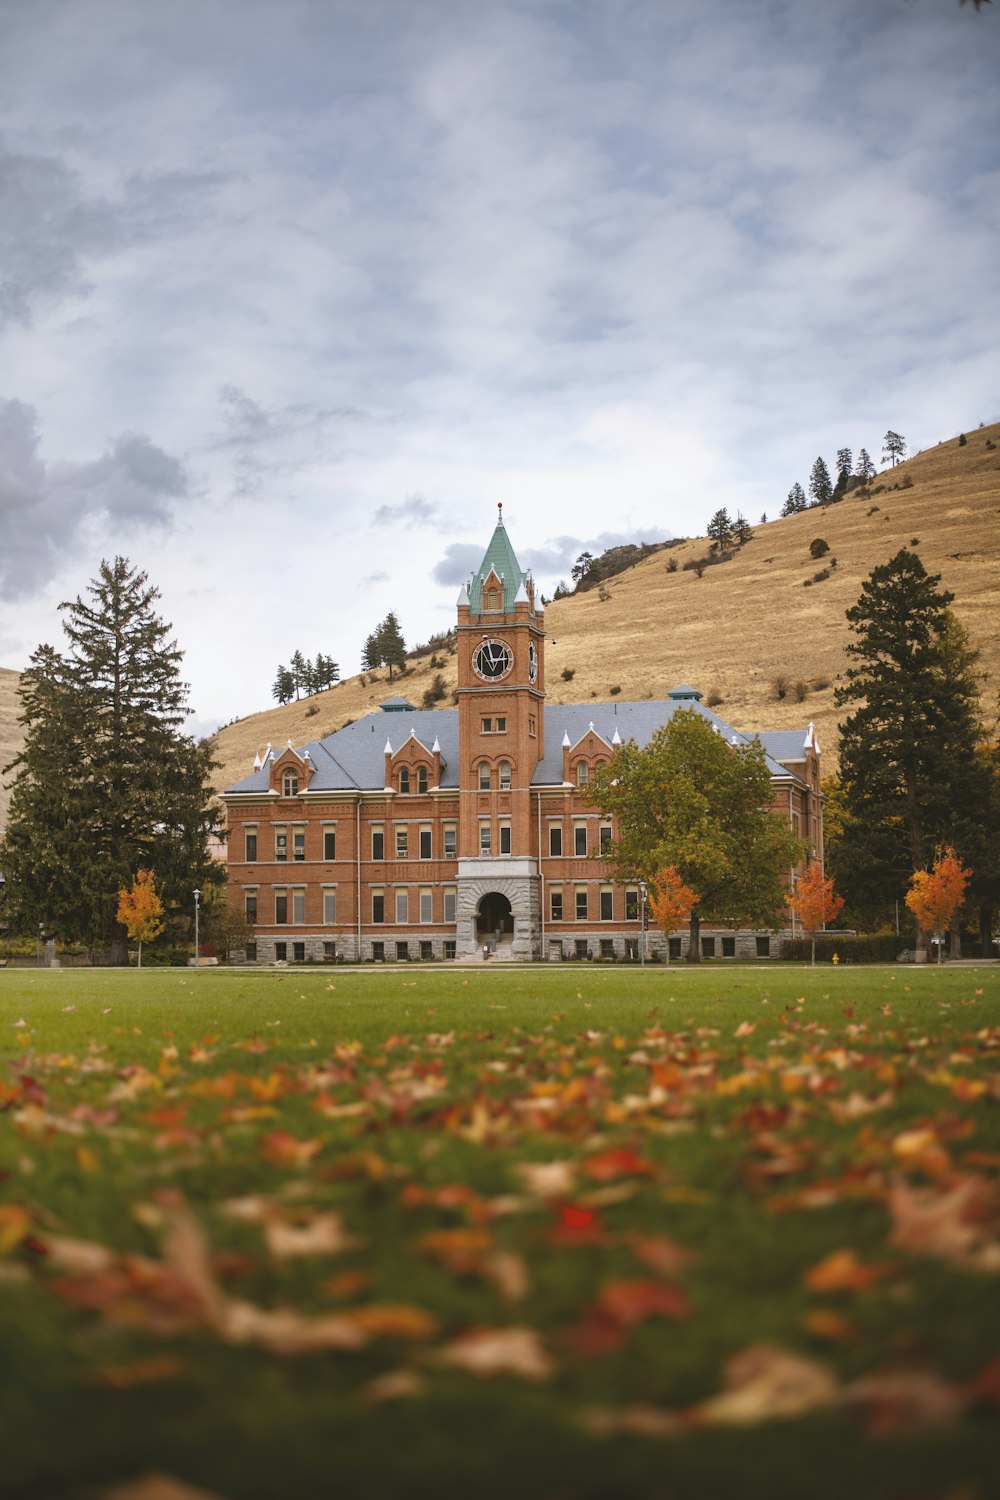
[{"xmin": 497, "ymin": 501, "xmax": 504, "ymax": 525}]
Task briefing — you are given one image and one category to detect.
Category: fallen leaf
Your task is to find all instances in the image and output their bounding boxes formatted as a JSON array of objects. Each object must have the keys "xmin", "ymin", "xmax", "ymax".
[
  {"xmin": 361, "ymin": 1368, "xmax": 426, "ymax": 1404},
  {"xmin": 887, "ymin": 1174, "xmax": 1000, "ymax": 1270},
  {"xmin": 582, "ymin": 1147, "xmax": 654, "ymax": 1182},
  {"xmin": 264, "ymin": 1212, "xmax": 361, "ymax": 1260},
  {"xmin": 803, "ymin": 1249, "xmax": 896, "ymax": 1294},
  {"xmin": 219, "ymin": 1298, "xmax": 368, "ymax": 1355},
  {"xmin": 260, "ymin": 1132, "xmax": 323, "ymax": 1167},
  {"xmin": 842, "ymin": 1368, "xmax": 966, "ymax": 1436},
  {"xmin": 581, "ymin": 1403, "xmax": 681, "ymax": 1438},
  {"xmin": 90, "ymin": 1354, "xmax": 186, "ymax": 1389},
  {"xmin": 595, "ymin": 1278, "xmax": 691, "ymax": 1327},
  {"xmin": 513, "ymin": 1160, "xmax": 576, "ymax": 1198},
  {"xmin": 804, "ymin": 1308, "xmax": 857, "ymax": 1342},
  {"xmin": 100, "ymin": 1476, "xmax": 230, "ymax": 1500},
  {"xmin": 693, "ymin": 1344, "xmax": 838, "ymax": 1425},
  {"xmin": 628, "ymin": 1233, "xmax": 696, "ymax": 1277},
  {"xmin": 342, "ymin": 1302, "xmax": 438, "ymax": 1340},
  {"xmin": 437, "ymin": 1326, "xmax": 554, "ymax": 1382}
]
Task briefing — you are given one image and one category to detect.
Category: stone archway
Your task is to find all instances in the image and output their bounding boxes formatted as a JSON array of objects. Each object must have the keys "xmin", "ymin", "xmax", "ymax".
[{"xmin": 477, "ymin": 892, "xmax": 513, "ymax": 937}]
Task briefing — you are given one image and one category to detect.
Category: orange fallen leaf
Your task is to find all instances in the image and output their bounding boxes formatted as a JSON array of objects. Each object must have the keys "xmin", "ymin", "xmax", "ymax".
[
  {"xmin": 804, "ymin": 1309, "xmax": 857, "ymax": 1342},
  {"xmin": 259, "ymin": 1132, "xmax": 323, "ymax": 1167},
  {"xmin": 803, "ymin": 1249, "xmax": 896, "ymax": 1294},
  {"xmin": 595, "ymin": 1278, "xmax": 692, "ymax": 1327},
  {"xmin": 342, "ymin": 1302, "xmax": 438, "ymax": 1340},
  {"xmin": 101, "ymin": 1474, "xmax": 230, "ymax": 1500},
  {"xmin": 582, "ymin": 1147, "xmax": 655, "ymax": 1182},
  {"xmin": 0, "ymin": 1204, "xmax": 32, "ymax": 1255}
]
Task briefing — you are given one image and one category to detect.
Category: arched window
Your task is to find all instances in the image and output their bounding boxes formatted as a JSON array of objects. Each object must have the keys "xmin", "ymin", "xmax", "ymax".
[
  {"xmin": 499, "ymin": 761, "xmax": 511, "ymax": 791},
  {"xmin": 282, "ymin": 770, "xmax": 298, "ymax": 797},
  {"xmin": 417, "ymin": 766, "xmax": 428, "ymax": 794},
  {"xmin": 398, "ymin": 767, "xmax": 410, "ymax": 794},
  {"xmin": 576, "ymin": 761, "xmax": 589, "ymax": 787},
  {"xmin": 478, "ymin": 762, "xmax": 491, "ymax": 791}
]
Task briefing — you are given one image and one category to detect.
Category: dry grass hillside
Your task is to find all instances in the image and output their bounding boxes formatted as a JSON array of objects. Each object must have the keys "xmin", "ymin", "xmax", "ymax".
[{"xmin": 1, "ymin": 423, "xmax": 998, "ymax": 832}]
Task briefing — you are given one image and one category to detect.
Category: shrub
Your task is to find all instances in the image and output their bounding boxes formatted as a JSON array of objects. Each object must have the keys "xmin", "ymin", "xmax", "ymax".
[
  {"xmin": 598, "ymin": 585, "xmax": 611, "ymax": 602},
  {"xmin": 813, "ymin": 676, "xmax": 831, "ymax": 691},
  {"xmin": 665, "ymin": 557, "xmax": 678, "ymax": 573},
  {"xmin": 772, "ymin": 674, "xmax": 788, "ymax": 701},
  {"xmin": 959, "ymin": 433, "xmax": 967, "ymax": 446},
  {"xmin": 305, "ymin": 703, "xmax": 319, "ymax": 717},
  {"xmin": 609, "ymin": 684, "xmax": 621, "ymax": 696},
  {"xmin": 793, "ymin": 680, "xmax": 808, "ymax": 702},
  {"xmin": 867, "ymin": 506, "xmax": 880, "ymax": 516},
  {"xmin": 811, "ymin": 568, "xmax": 830, "ymax": 584},
  {"xmin": 910, "ymin": 538, "xmax": 920, "ymax": 546},
  {"xmin": 986, "ymin": 439, "xmax": 996, "ymax": 451},
  {"xmin": 705, "ymin": 689, "xmax": 724, "ymax": 707},
  {"xmin": 780, "ymin": 934, "xmax": 900, "ymax": 964},
  {"xmin": 899, "ymin": 474, "xmax": 913, "ymax": 489},
  {"xmin": 809, "ymin": 537, "xmax": 830, "ymax": 559},
  {"xmin": 683, "ymin": 557, "xmax": 707, "ymax": 578},
  {"xmin": 561, "ymin": 667, "xmax": 575, "ymax": 682}
]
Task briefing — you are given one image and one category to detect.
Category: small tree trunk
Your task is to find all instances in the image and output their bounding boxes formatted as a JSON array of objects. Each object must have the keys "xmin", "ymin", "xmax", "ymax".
[
  {"xmin": 687, "ymin": 910, "xmax": 701, "ymax": 964},
  {"xmin": 110, "ymin": 936, "xmax": 130, "ymax": 967},
  {"xmin": 810, "ymin": 935, "xmax": 816, "ymax": 966},
  {"xmin": 138, "ymin": 941, "xmax": 142, "ymax": 969}
]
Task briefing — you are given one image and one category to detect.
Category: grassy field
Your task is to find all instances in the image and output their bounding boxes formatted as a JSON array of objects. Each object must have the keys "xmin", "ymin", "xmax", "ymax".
[{"xmin": 1, "ymin": 965, "xmax": 998, "ymax": 1500}]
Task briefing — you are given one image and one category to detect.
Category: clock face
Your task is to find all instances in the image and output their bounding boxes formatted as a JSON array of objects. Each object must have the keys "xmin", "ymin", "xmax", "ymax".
[
  {"xmin": 528, "ymin": 641, "xmax": 537, "ymax": 683},
  {"xmin": 473, "ymin": 637, "xmax": 513, "ymax": 680}
]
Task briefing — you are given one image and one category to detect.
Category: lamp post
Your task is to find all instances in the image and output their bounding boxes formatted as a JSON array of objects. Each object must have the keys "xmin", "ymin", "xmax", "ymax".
[
  {"xmin": 193, "ymin": 888, "xmax": 201, "ymax": 969},
  {"xmin": 639, "ymin": 880, "xmax": 647, "ymax": 967}
]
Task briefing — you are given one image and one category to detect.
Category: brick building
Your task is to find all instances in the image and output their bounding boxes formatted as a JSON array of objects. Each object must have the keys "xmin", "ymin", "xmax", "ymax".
[{"xmin": 223, "ymin": 511, "xmax": 822, "ymax": 962}]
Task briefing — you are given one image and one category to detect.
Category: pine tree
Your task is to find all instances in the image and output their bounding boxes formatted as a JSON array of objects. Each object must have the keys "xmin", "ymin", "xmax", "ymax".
[
  {"xmin": 0, "ymin": 558, "xmax": 220, "ymax": 964},
  {"xmin": 781, "ymin": 483, "xmax": 807, "ymax": 517},
  {"xmin": 289, "ymin": 649, "xmax": 307, "ymax": 699},
  {"xmin": 831, "ymin": 551, "xmax": 986, "ymax": 941},
  {"xmin": 379, "ymin": 612, "xmax": 407, "ymax": 681},
  {"xmin": 362, "ymin": 631, "xmax": 383, "ymax": 674},
  {"xmin": 733, "ymin": 513, "xmax": 752, "ymax": 544},
  {"xmin": 272, "ymin": 665, "xmax": 295, "ymax": 704},
  {"xmin": 882, "ymin": 430, "xmax": 907, "ymax": 467},
  {"xmin": 834, "ymin": 447, "xmax": 853, "ymax": 495},
  {"xmin": 808, "ymin": 457, "xmax": 833, "ymax": 507},
  {"xmin": 854, "ymin": 449, "xmax": 877, "ymax": 485},
  {"xmin": 706, "ymin": 507, "xmax": 733, "ymax": 552}
]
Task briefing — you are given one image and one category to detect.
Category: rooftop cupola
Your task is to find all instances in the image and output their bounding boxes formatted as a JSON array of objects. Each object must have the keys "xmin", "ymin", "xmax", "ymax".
[{"xmin": 467, "ymin": 502, "xmax": 535, "ymax": 615}]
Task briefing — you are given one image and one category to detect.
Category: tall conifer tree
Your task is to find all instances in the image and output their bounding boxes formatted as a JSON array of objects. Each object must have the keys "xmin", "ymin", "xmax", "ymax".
[{"xmin": 1, "ymin": 557, "xmax": 220, "ymax": 963}]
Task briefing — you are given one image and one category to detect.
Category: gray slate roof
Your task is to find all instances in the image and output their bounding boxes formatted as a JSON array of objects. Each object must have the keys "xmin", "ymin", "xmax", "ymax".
[{"xmin": 225, "ymin": 699, "xmax": 809, "ymax": 796}]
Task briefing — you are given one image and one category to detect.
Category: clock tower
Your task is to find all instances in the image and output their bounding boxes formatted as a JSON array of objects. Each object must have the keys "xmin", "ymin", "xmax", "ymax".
[{"xmin": 454, "ymin": 506, "xmax": 545, "ymax": 957}]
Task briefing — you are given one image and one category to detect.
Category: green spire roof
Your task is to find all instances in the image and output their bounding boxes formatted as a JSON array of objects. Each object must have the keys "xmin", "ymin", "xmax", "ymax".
[{"xmin": 469, "ymin": 505, "xmax": 531, "ymax": 613}]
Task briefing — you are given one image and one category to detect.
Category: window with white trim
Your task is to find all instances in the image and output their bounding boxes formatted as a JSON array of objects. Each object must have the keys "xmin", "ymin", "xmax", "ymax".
[
  {"xmin": 395, "ymin": 889, "xmax": 408, "ymax": 923},
  {"xmin": 292, "ymin": 891, "xmax": 305, "ymax": 924},
  {"xmin": 323, "ymin": 890, "xmax": 336, "ymax": 924},
  {"xmin": 419, "ymin": 889, "xmax": 432, "ymax": 923},
  {"xmin": 323, "ymin": 828, "xmax": 336, "ymax": 860}
]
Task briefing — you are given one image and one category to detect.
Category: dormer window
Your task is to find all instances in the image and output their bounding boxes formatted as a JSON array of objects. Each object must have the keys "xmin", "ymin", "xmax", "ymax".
[
  {"xmin": 398, "ymin": 767, "xmax": 410, "ymax": 794},
  {"xmin": 576, "ymin": 762, "xmax": 589, "ymax": 787},
  {"xmin": 282, "ymin": 770, "xmax": 298, "ymax": 797},
  {"xmin": 417, "ymin": 766, "xmax": 428, "ymax": 794}
]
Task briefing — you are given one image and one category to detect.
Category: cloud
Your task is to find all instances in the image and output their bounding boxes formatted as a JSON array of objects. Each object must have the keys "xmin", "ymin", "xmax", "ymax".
[
  {"xmin": 0, "ymin": 398, "xmax": 189, "ymax": 600},
  {"xmin": 372, "ymin": 493, "xmax": 438, "ymax": 527},
  {"xmin": 361, "ymin": 571, "xmax": 389, "ymax": 586},
  {"xmin": 431, "ymin": 544, "xmax": 484, "ymax": 587}
]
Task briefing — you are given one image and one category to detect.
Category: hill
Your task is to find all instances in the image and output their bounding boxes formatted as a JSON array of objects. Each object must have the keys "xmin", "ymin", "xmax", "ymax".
[{"xmin": 1, "ymin": 423, "xmax": 998, "ymax": 832}]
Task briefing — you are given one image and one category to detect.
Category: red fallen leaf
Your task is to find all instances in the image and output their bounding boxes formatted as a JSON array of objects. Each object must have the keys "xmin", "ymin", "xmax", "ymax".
[
  {"xmin": 259, "ymin": 1132, "xmax": 323, "ymax": 1167},
  {"xmin": 595, "ymin": 1278, "xmax": 691, "ymax": 1327},
  {"xmin": 628, "ymin": 1233, "xmax": 696, "ymax": 1277},
  {"xmin": 843, "ymin": 1369, "xmax": 966, "ymax": 1437},
  {"xmin": 549, "ymin": 1203, "xmax": 608, "ymax": 1246},
  {"xmin": 142, "ymin": 1106, "xmax": 189, "ymax": 1129},
  {"xmin": 803, "ymin": 1249, "xmax": 896, "ymax": 1294},
  {"xmin": 582, "ymin": 1147, "xmax": 655, "ymax": 1182},
  {"xmin": 562, "ymin": 1314, "xmax": 627, "ymax": 1358}
]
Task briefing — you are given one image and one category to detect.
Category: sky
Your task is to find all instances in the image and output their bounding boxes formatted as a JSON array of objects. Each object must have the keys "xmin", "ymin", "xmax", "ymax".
[{"xmin": 1, "ymin": 0, "xmax": 998, "ymax": 737}]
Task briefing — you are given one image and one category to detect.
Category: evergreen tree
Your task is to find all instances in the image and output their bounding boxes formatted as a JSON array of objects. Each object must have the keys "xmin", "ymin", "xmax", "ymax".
[
  {"xmin": 0, "ymin": 558, "xmax": 220, "ymax": 963},
  {"xmin": 831, "ymin": 551, "xmax": 986, "ymax": 941},
  {"xmin": 733, "ymin": 513, "xmax": 752, "ymax": 544},
  {"xmin": 882, "ymin": 430, "xmax": 907, "ymax": 467},
  {"xmin": 854, "ymin": 449, "xmax": 877, "ymax": 484},
  {"xmin": 591, "ymin": 710, "xmax": 803, "ymax": 963},
  {"xmin": 834, "ymin": 447, "xmax": 853, "ymax": 495},
  {"xmin": 706, "ymin": 507, "xmax": 733, "ymax": 552},
  {"xmin": 379, "ymin": 612, "xmax": 407, "ymax": 681},
  {"xmin": 808, "ymin": 456, "xmax": 833, "ymax": 507},
  {"xmin": 362, "ymin": 630, "xmax": 383, "ymax": 674},
  {"xmin": 289, "ymin": 649, "xmax": 307, "ymax": 699},
  {"xmin": 781, "ymin": 483, "xmax": 807, "ymax": 517},
  {"xmin": 272, "ymin": 665, "xmax": 295, "ymax": 704}
]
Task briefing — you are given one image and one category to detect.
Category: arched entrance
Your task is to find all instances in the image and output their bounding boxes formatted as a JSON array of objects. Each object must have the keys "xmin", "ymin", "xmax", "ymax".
[{"xmin": 477, "ymin": 892, "xmax": 513, "ymax": 939}]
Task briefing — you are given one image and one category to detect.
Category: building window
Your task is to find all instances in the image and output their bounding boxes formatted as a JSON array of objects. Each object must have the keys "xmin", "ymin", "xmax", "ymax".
[
  {"xmin": 575, "ymin": 940, "xmax": 589, "ymax": 959},
  {"xmin": 372, "ymin": 891, "xmax": 385, "ymax": 924},
  {"xmin": 396, "ymin": 827, "xmax": 408, "ymax": 859},
  {"xmin": 420, "ymin": 889, "xmax": 432, "ymax": 923},
  {"xmin": 549, "ymin": 824, "xmax": 562, "ymax": 857},
  {"xmin": 481, "ymin": 718, "xmax": 492, "ymax": 733},
  {"xmin": 479, "ymin": 763, "xmax": 491, "ymax": 790},
  {"xmin": 444, "ymin": 825, "xmax": 456, "ymax": 857},
  {"xmin": 600, "ymin": 939, "xmax": 615, "ymax": 959},
  {"xmin": 275, "ymin": 892, "xmax": 288, "ymax": 925},
  {"xmin": 444, "ymin": 940, "xmax": 456, "ymax": 959},
  {"xmin": 575, "ymin": 888, "xmax": 588, "ymax": 920},
  {"xmin": 722, "ymin": 935, "xmax": 736, "ymax": 957},
  {"xmin": 479, "ymin": 823, "xmax": 491, "ymax": 856},
  {"xmin": 323, "ymin": 828, "xmax": 336, "ymax": 860},
  {"xmin": 282, "ymin": 771, "xmax": 298, "ymax": 798},
  {"xmin": 396, "ymin": 940, "xmax": 409, "ymax": 961},
  {"xmin": 245, "ymin": 830, "xmax": 257, "ymax": 861},
  {"xmin": 496, "ymin": 717, "xmax": 506, "ymax": 732},
  {"xmin": 323, "ymin": 890, "xmax": 337, "ymax": 924},
  {"xmin": 625, "ymin": 888, "xmax": 639, "ymax": 921},
  {"xmin": 292, "ymin": 891, "xmax": 305, "ymax": 924},
  {"xmin": 293, "ymin": 941, "xmax": 305, "ymax": 962},
  {"xmin": 275, "ymin": 942, "xmax": 287, "ymax": 962},
  {"xmin": 550, "ymin": 888, "xmax": 563, "ymax": 922},
  {"xmin": 372, "ymin": 941, "xmax": 385, "ymax": 961},
  {"xmin": 274, "ymin": 828, "xmax": 287, "ymax": 862},
  {"xmin": 756, "ymin": 936, "xmax": 770, "ymax": 958},
  {"xmin": 444, "ymin": 888, "xmax": 456, "ymax": 922},
  {"xmin": 398, "ymin": 767, "xmax": 409, "ymax": 795},
  {"xmin": 669, "ymin": 937, "xmax": 682, "ymax": 960},
  {"xmin": 371, "ymin": 827, "xmax": 384, "ymax": 861},
  {"xmin": 417, "ymin": 766, "xmax": 428, "ymax": 794},
  {"xmin": 600, "ymin": 888, "xmax": 613, "ymax": 921},
  {"xmin": 245, "ymin": 891, "xmax": 258, "ymax": 921},
  {"xmin": 419, "ymin": 827, "xmax": 432, "ymax": 859},
  {"xmin": 574, "ymin": 824, "xmax": 587, "ymax": 857},
  {"xmin": 246, "ymin": 941, "xmax": 257, "ymax": 962},
  {"xmin": 528, "ymin": 716, "xmax": 536, "ymax": 738},
  {"xmin": 420, "ymin": 940, "xmax": 433, "ymax": 960},
  {"xmin": 396, "ymin": 889, "xmax": 409, "ymax": 923},
  {"xmin": 499, "ymin": 761, "xmax": 511, "ymax": 790},
  {"xmin": 499, "ymin": 823, "xmax": 511, "ymax": 855},
  {"xmin": 702, "ymin": 936, "xmax": 716, "ymax": 958},
  {"xmin": 323, "ymin": 941, "xmax": 336, "ymax": 961},
  {"xmin": 292, "ymin": 830, "xmax": 305, "ymax": 861},
  {"xmin": 625, "ymin": 938, "xmax": 639, "ymax": 961},
  {"xmin": 600, "ymin": 823, "xmax": 612, "ymax": 852},
  {"xmin": 576, "ymin": 762, "xmax": 589, "ymax": 787}
]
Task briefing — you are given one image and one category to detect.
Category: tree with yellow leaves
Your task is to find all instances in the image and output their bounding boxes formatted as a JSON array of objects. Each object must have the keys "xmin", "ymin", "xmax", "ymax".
[
  {"xmin": 905, "ymin": 848, "xmax": 972, "ymax": 964},
  {"xmin": 786, "ymin": 862, "xmax": 844, "ymax": 966},
  {"xmin": 116, "ymin": 869, "xmax": 165, "ymax": 968},
  {"xmin": 648, "ymin": 867, "xmax": 700, "ymax": 965}
]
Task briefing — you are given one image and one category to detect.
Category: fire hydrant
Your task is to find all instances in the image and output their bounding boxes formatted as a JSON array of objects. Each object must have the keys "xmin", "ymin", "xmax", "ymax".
[{"xmin": 832, "ymin": 952, "xmax": 839, "ymax": 967}]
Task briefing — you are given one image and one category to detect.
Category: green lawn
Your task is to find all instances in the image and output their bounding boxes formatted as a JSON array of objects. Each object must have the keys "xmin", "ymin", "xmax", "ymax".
[{"xmin": 1, "ymin": 965, "xmax": 998, "ymax": 1500}]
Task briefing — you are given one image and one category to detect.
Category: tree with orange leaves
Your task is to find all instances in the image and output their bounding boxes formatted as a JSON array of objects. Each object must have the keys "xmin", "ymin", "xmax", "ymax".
[
  {"xmin": 905, "ymin": 847, "xmax": 972, "ymax": 964},
  {"xmin": 116, "ymin": 869, "xmax": 165, "ymax": 968},
  {"xmin": 786, "ymin": 862, "xmax": 844, "ymax": 966},
  {"xmin": 648, "ymin": 867, "xmax": 700, "ymax": 964}
]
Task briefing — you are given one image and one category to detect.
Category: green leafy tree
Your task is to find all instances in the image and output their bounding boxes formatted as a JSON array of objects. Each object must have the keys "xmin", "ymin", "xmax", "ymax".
[
  {"xmin": 882, "ymin": 430, "xmax": 907, "ymax": 467},
  {"xmin": 831, "ymin": 551, "xmax": 986, "ymax": 943},
  {"xmin": 0, "ymin": 558, "xmax": 220, "ymax": 964},
  {"xmin": 591, "ymin": 710, "xmax": 804, "ymax": 963},
  {"xmin": 706, "ymin": 508, "xmax": 733, "ymax": 552},
  {"xmin": 809, "ymin": 457, "xmax": 833, "ymax": 507},
  {"xmin": 781, "ymin": 483, "xmax": 807, "ymax": 517}
]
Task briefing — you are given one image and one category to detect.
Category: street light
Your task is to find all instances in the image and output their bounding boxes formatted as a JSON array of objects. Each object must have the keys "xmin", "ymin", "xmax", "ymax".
[{"xmin": 193, "ymin": 888, "xmax": 201, "ymax": 969}]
